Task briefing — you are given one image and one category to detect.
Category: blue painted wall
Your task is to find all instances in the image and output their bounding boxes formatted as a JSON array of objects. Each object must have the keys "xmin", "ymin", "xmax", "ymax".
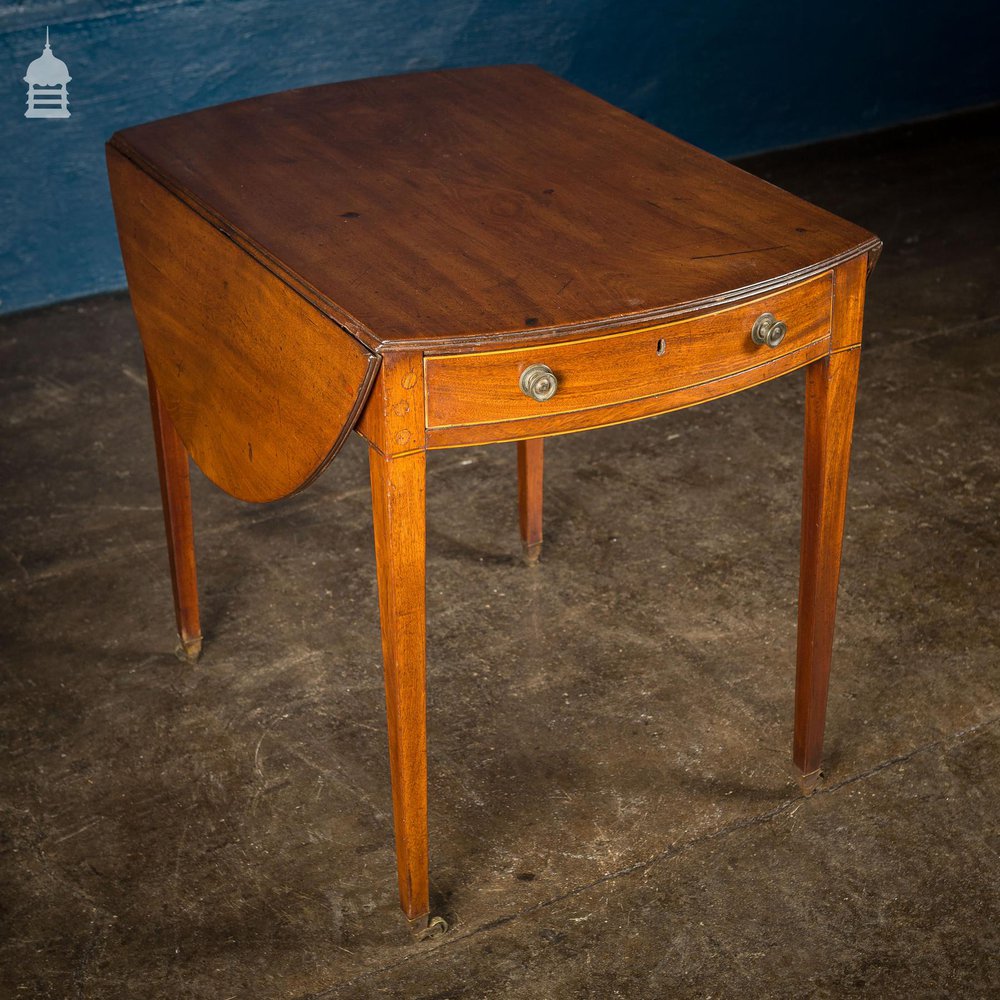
[{"xmin": 1, "ymin": 0, "xmax": 997, "ymax": 316}]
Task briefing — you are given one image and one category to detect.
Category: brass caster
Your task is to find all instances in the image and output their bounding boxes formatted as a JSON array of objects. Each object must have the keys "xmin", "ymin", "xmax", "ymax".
[
  {"xmin": 174, "ymin": 634, "xmax": 203, "ymax": 663},
  {"xmin": 798, "ymin": 768, "xmax": 822, "ymax": 797},
  {"xmin": 408, "ymin": 913, "xmax": 449, "ymax": 941},
  {"xmin": 521, "ymin": 540, "xmax": 543, "ymax": 566},
  {"xmin": 424, "ymin": 915, "xmax": 449, "ymax": 939}
]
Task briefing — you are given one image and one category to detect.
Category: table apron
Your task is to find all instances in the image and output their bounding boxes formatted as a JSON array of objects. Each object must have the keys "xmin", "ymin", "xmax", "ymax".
[{"xmin": 425, "ymin": 337, "xmax": 838, "ymax": 449}]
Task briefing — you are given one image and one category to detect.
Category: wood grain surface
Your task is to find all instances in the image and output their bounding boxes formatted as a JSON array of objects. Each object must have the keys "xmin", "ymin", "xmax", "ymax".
[
  {"xmin": 794, "ymin": 258, "xmax": 868, "ymax": 785},
  {"xmin": 108, "ymin": 148, "xmax": 379, "ymax": 502},
  {"xmin": 369, "ymin": 447, "xmax": 429, "ymax": 923},
  {"xmin": 517, "ymin": 439, "xmax": 544, "ymax": 564},
  {"xmin": 109, "ymin": 66, "xmax": 878, "ymax": 352},
  {"xmin": 146, "ymin": 361, "xmax": 202, "ymax": 661},
  {"xmin": 794, "ymin": 345, "xmax": 862, "ymax": 784},
  {"xmin": 832, "ymin": 254, "xmax": 870, "ymax": 351},
  {"xmin": 357, "ymin": 352, "xmax": 427, "ymax": 458},
  {"xmin": 425, "ymin": 335, "xmax": 831, "ymax": 450},
  {"xmin": 424, "ymin": 273, "xmax": 832, "ymax": 430}
]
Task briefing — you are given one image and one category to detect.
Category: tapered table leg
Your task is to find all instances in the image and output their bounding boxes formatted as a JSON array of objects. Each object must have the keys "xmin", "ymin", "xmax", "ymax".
[
  {"xmin": 369, "ymin": 447, "xmax": 431, "ymax": 928},
  {"xmin": 794, "ymin": 349, "xmax": 861, "ymax": 794},
  {"xmin": 146, "ymin": 361, "xmax": 202, "ymax": 662},
  {"xmin": 517, "ymin": 439, "xmax": 544, "ymax": 564}
]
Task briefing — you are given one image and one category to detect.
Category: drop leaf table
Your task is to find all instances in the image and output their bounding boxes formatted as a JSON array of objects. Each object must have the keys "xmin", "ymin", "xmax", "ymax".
[{"xmin": 107, "ymin": 65, "xmax": 880, "ymax": 937}]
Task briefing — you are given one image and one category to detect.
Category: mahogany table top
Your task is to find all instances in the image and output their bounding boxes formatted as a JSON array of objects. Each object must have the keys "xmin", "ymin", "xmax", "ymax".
[{"xmin": 109, "ymin": 65, "xmax": 878, "ymax": 353}]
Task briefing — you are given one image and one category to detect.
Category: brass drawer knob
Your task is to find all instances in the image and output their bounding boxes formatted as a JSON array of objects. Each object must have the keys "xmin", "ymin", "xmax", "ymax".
[
  {"xmin": 520, "ymin": 363, "xmax": 558, "ymax": 402},
  {"xmin": 751, "ymin": 312, "xmax": 788, "ymax": 348}
]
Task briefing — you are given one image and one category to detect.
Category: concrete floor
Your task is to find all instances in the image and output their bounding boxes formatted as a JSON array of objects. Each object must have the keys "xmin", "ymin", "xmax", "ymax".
[{"xmin": 1, "ymin": 107, "xmax": 998, "ymax": 999}]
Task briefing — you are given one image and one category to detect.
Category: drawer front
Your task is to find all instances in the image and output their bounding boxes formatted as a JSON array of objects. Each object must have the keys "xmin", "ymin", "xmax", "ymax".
[{"xmin": 424, "ymin": 273, "xmax": 832, "ymax": 429}]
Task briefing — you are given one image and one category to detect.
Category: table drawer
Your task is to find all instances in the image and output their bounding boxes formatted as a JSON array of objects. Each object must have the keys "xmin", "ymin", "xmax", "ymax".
[{"xmin": 424, "ymin": 273, "xmax": 833, "ymax": 429}]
